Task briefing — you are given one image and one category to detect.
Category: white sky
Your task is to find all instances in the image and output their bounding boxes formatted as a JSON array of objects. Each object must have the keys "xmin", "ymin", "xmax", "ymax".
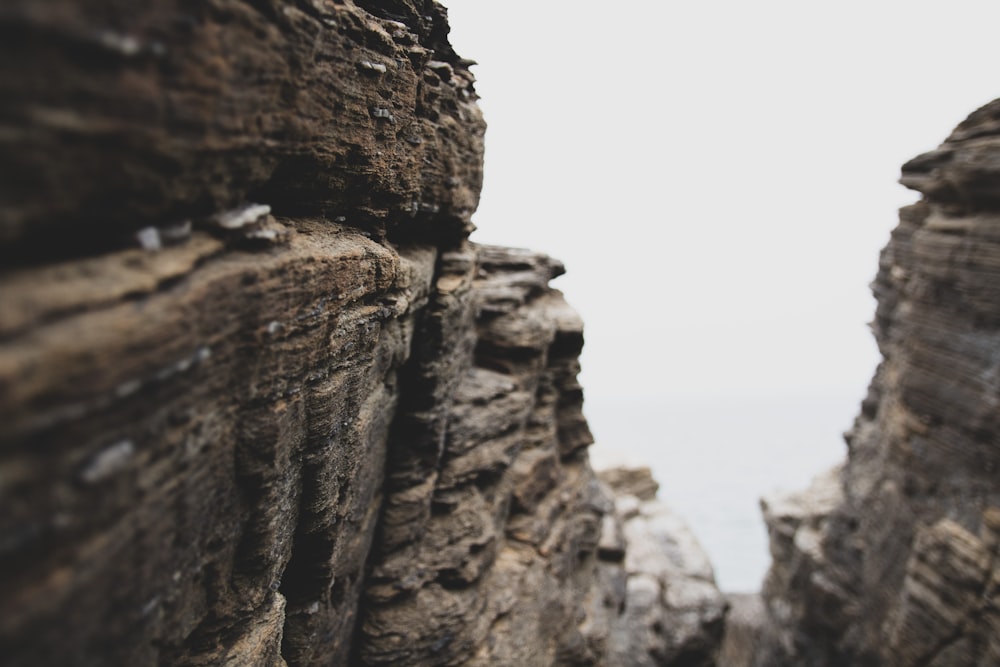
[
  {"xmin": 440, "ymin": 1, "xmax": 1000, "ymax": 591},
  {"xmin": 443, "ymin": 0, "xmax": 1000, "ymax": 402}
]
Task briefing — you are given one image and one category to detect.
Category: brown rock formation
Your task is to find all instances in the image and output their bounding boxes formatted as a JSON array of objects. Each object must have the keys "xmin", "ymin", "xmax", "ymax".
[
  {"xmin": 0, "ymin": 0, "xmax": 483, "ymax": 260},
  {"xmin": 0, "ymin": 2, "xmax": 726, "ymax": 666},
  {"xmin": 356, "ymin": 244, "xmax": 607, "ymax": 667},
  {"xmin": 753, "ymin": 100, "xmax": 1000, "ymax": 666}
]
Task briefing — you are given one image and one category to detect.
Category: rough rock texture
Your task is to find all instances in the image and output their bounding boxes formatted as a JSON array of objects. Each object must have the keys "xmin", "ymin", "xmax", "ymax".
[
  {"xmin": 0, "ymin": 3, "xmax": 484, "ymax": 665},
  {"xmin": 0, "ymin": 2, "xmax": 727, "ymax": 666},
  {"xmin": 717, "ymin": 594, "xmax": 764, "ymax": 667},
  {"xmin": 753, "ymin": 100, "xmax": 1000, "ymax": 666},
  {"xmin": 0, "ymin": 0, "xmax": 484, "ymax": 261},
  {"xmin": 596, "ymin": 468, "xmax": 727, "ymax": 667},
  {"xmin": 356, "ymin": 244, "xmax": 610, "ymax": 667}
]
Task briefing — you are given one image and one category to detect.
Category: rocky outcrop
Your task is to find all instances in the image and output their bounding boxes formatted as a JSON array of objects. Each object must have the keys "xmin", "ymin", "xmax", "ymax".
[
  {"xmin": 0, "ymin": 0, "xmax": 483, "ymax": 259},
  {"xmin": 597, "ymin": 468, "xmax": 727, "ymax": 667},
  {"xmin": 754, "ymin": 100, "xmax": 1000, "ymax": 666},
  {"xmin": 0, "ymin": 2, "xmax": 725, "ymax": 666},
  {"xmin": 356, "ymin": 244, "xmax": 610, "ymax": 667},
  {"xmin": 1, "ymin": 2, "xmax": 483, "ymax": 664}
]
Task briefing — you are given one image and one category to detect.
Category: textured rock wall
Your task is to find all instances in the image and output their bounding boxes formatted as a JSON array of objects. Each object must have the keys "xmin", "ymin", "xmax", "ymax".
[
  {"xmin": 597, "ymin": 468, "xmax": 726, "ymax": 667},
  {"xmin": 0, "ymin": 0, "xmax": 482, "ymax": 257},
  {"xmin": 0, "ymin": 2, "xmax": 482, "ymax": 664},
  {"xmin": 0, "ymin": 2, "xmax": 726, "ymax": 666},
  {"xmin": 754, "ymin": 100, "xmax": 1000, "ymax": 666},
  {"xmin": 358, "ymin": 245, "xmax": 607, "ymax": 666}
]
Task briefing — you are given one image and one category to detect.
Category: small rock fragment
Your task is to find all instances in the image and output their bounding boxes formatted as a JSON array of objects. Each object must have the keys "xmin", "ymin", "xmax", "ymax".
[
  {"xmin": 370, "ymin": 107, "xmax": 395, "ymax": 123},
  {"xmin": 159, "ymin": 220, "xmax": 192, "ymax": 244},
  {"xmin": 213, "ymin": 204, "xmax": 271, "ymax": 230},
  {"xmin": 79, "ymin": 439, "xmax": 135, "ymax": 484},
  {"xmin": 426, "ymin": 60, "xmax": 453, "ymax": 81},
  {"xmin": 358, "ymin": 60, "xmax": 388, "ymax": 75},
  {"xmin": 135, "ymin": 226, "xmax": 161, "ymax": 250},
  {"xmin": 96, "ymin": 30, "xmax": 142, "ymax": 57}
]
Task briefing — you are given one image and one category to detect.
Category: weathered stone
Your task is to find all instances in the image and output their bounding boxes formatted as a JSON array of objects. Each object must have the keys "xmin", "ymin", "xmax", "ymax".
[
  {"xmin": 598, "ymin": 466, "xmax": 660, "ymax": 502},
  {"xmin": 752, "ymin": 467, "xmax": 855, "ymax": 665},
  {"xmin": 0, "ymin": 0, "xmax": 484, "ymax": 261},
  {"xmin": 0, "ymin": 221, "xmax": 439, "ymax": 667},
  {"xmin": 358, "ymin": 246, "xmax": 612, "ymax": 666},
  {"xmin": 0, "ymin": 2, "xmax": 479, "ymax": 665},
  {"xmin": 899, "ymin": 99, "xmax": 1000, "ymax": 209},
  {"xmin": 595, "ymin": 468, "xmax": 728, "ymax": 667},
  {"xmin": 0, "ymin": 3, "xmax": 727, "ymax": 666},
  {"xmin": 717, "ymin": 594, "xmax": 765, "ymax": 667},
  {"xmin": 886, "ymin": 519, "xmax": 991, "ymax": 667},
  {"xmin": 753, "ymin": 99, "xmax": 1000, "ymax": 667}
]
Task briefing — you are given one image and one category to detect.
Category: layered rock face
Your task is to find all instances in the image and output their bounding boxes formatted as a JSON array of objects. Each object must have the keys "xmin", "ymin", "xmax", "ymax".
[
  {"xmin": 755, "ymin": 100, "xmax": 1000, "ymax": 666},
  {"xmin": 1, "ymin": 3, "xmax": 483, "ymax": 664},
  {"xmin": 0, "ymin": 0, "xmax": 482, "ymax": 257},
  {"xmin": 597, "ymin": 468, "xmax": 726, "ymax": 667},
  {"xmin": 357, "ymin": 244, "xmax": 609, "ymax": 666},
  {"xmin": 0, "ymin": 2, "xmax": 725, "ymax": 666}
]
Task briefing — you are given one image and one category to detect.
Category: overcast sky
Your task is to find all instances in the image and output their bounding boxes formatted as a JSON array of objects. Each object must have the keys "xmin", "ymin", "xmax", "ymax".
[
  {"xmin": 443, "ymin": 0, "xmax": 1000, "ymax": 402},
  {"xmin": 438, "ymin": 1, "xmax": 1000, "ymax": 590}
]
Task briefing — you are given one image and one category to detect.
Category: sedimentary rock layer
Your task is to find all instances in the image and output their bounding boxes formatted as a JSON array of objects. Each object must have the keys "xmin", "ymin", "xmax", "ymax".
[
  {"xmin": 754, "ymin": 99, "xmax": 1000, "ymax": 666},
  {"xmin": 359, "ymin": 245, "xmax": 603, "ymax": 666},
  {"xmin": 0, "ymin": 2, "xmax": 482, "ymax": 664},
  {"xmin": 0, "ymin": 2, "xmax": 727, "ymax": 666},
  {"xmin": 0, "ymin": 0, "xmax": 484, "ymax": 261},
  {"xmin": 0, "ymin": 220, "xmax": 438, "ymax": 666}
]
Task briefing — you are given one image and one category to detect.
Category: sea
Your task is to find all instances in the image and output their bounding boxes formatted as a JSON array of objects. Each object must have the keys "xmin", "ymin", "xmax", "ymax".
[{"xmin": 585, "ymin": 391, "xmax": 860, "ymax": 593}]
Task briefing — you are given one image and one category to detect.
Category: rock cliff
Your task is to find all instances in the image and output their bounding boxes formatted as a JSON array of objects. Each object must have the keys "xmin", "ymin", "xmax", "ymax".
[
  {"xmin": 754, "ymin": 100, "xmax": 1000, "ymax": 666},
  {"xmin": 0, "ymin": 2, "xmax": 725, "ymax": 666}
]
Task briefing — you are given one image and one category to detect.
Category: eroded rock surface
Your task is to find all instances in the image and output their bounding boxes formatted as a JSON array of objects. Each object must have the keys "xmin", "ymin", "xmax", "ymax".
[
  {"xmin": 0, "ymin": 0, "xmax": 484, "ymax": 261},
  {"xmin": 596, "ymin": 467, "xmax": 727, "ymax": 667},
  {"xmin": 1, "ymin": 2, "xmax": 483, "ymax": 664},
  {"xmin": 356, "ymin": 244, "xmax": 609, "ymax": 667},
  {"xmin": 753, "ymin": 99, "xmax": 1000, "ymax": 666},
  {"xmin": 0, "ymin": 2, "xmax": 726, "ymax": 666}
]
